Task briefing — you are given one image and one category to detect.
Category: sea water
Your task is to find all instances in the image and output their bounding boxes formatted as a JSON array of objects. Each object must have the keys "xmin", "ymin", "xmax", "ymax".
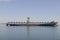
[{"xmin": 0, "ymin": 24, "xmax": 60, "ymax": 40}]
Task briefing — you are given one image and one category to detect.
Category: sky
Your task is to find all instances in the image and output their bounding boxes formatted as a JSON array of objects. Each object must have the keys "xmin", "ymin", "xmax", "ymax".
[{"xmin": 0, "ymin": 0, "xmax": 60, "ymax": 23}]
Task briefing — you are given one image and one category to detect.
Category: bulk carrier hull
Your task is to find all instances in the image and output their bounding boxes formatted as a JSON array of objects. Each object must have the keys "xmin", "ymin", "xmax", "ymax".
[{"xmin": 6, "ymin": 21, "xmax": 57, "ymax": 26}]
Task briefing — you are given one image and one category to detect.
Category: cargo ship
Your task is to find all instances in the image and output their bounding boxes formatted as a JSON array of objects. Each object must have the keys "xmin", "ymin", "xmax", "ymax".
[{"xmin": 6, "ymin": 17, "xmax": 58, "ymax": 26}]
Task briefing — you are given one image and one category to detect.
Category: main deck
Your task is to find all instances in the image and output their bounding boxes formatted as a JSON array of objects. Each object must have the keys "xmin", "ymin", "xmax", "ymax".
[{"xmin": 6, "ymin": 22, "xmax": 57, "ymax": 26}]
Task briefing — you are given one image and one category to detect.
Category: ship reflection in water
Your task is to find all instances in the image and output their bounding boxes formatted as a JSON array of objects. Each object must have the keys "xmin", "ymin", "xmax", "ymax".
[
  {"xmin": 0, "ymin": 24, "xmax": 60, "ymax": 40},
  {"xmin": 6, "ymin": 26, "xmax": 60, "ymax": 40}
]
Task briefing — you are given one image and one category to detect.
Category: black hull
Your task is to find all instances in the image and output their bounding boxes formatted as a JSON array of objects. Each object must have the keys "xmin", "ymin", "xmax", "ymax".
[
  {"xmin": 6, "ymin": 21, "xmax": 57, "ymax": 26},
  {"xmin": 6, "ymin": 23, "xmax": 57, "ymax": 26}
]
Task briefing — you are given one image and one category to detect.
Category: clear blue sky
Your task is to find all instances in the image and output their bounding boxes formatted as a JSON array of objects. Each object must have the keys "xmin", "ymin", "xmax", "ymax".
[{"xmin": 0, "ymin": 0, "xmax": 60, "ymax": 23}]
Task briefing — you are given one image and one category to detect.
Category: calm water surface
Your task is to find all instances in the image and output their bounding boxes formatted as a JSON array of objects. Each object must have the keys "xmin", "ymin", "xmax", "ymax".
[{"xmin": 0, "ymin": 24, "xmax": 60, "ymax": 40}]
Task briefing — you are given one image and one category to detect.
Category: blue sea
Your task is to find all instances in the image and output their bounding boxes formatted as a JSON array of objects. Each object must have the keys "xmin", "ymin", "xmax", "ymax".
[{"xmin": 0, "ymin": 24, "xmax": 60, "ymax": 40}]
